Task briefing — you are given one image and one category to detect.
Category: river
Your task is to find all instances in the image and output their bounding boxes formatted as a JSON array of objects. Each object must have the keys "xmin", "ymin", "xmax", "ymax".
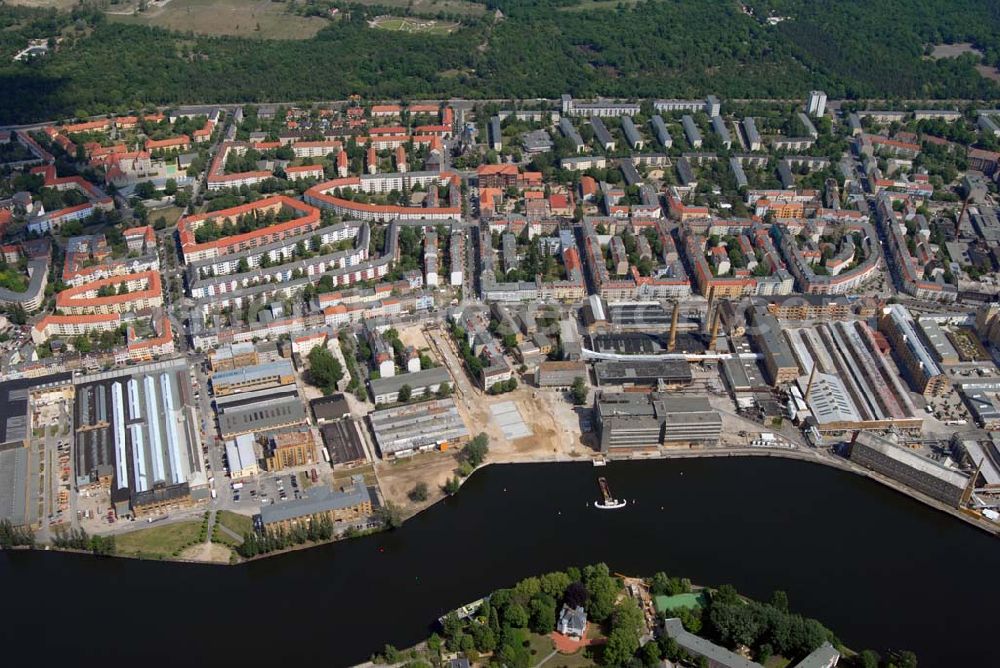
[{"xmin": 1, "ymin": 458, "xmax": 996, "ymax": 667}]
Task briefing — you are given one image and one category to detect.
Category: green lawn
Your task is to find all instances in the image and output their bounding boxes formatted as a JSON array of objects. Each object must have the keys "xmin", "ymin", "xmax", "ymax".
[
  {"xmin": 542, "ymin": 649, "xmax": 597, "ymax": 668},
  {"xmin": 212, "ymin": 510, "xmax": 252, "ymax": 546},
  {"xmin": 526, "ymin": 632, "xmax": 554, "ymax": 659},
  {"xmin": 115, "ymin": 520, "xmax": 203, "ymax": 559},
  {"xmin": 0, "ymin": 268, "xmax": 28, "ymax": 294}
]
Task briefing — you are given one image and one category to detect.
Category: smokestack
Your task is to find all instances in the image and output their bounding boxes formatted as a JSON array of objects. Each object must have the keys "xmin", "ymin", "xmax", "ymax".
[
  {"xmin": 708, "ymin": 306, "xmax": 720, "ymax": 350},
  {"xmin": 668, "ymin": 301, "xmax": 680, "ymax": 352},
  {"xmin": 804, "ymin": 364, "xmax": 817, "ymax": 402}
]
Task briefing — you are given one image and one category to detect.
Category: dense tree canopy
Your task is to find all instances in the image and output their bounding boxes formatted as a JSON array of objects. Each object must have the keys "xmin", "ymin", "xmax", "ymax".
[{"xmin": 2, "ymin": 0, "xmax": 1000, "ymax": 123}]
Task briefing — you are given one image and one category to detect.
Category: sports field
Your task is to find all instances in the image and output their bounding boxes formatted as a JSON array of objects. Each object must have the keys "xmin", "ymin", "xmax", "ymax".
[{"xmin": 370, "ymin": 15, "xmax": 460, "ymax": 35}]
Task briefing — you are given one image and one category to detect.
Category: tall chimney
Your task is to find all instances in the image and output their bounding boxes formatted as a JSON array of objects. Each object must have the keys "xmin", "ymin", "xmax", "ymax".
[{"xmin": 668, "ymin": 301, "xmax": 680, "ymax": 352}]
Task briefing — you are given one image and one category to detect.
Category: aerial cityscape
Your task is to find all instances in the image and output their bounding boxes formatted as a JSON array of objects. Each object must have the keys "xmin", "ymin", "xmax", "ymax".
[{"xmin": 3, "ymin": 0, "xmax": 1000, "ymax": 666}]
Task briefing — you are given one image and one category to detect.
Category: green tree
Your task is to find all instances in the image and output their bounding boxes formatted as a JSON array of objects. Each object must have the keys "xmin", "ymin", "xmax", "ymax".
[
  {"xmin": 408, "ymin": 482, "xmax": 428, "ymax": 502},
  {"xmin": 603, "ymin": 626, "xmax": 640, "ymax": 667},
  {"xmin": 650, "ymin": 571, "xmax": 670, "ymax": 595},
  {"xmin": 443, "ymin": 476, "xmax": 461, "ymax": 494},
  {"xmin": 641, "ymin": 640, "xmax": 661, "ymax": 667},
  {"xmin": 426, "ymin": 633, "xmax": 442, "ymax": 658},
  {"xmin": 307, "ymin": 345, "xmax": 343, "ymax": 393},
  {"xmin": 529, "ymin": 595, "xmax": 557, "ymax": 634},
  {"xmin": 570, "ymin": 376, "xmax": 588, "ymax": 405},
  {"xmin": 397, "ymin": 384, "xmax": 412, "ymax": 403},
  {"xmin": 582, "ymin": 563, "xmax": 618, "ymax": 623},
  {"xmin": 858, "ymin": 650, "xmax": 880, "ymax": 668},
  {"xmin": 462, "ymin": 432, "xmax": 489, "ymax": 467},
  {"xmin": 471, "ymin": 623, "xmax": 497, "ymax": 652},
  {"xmin": 376, "ymin": 503, "xmax": 403, "ymax": 530},
  {"xmin": 504, "ymin": 601, "xmax": 529, "ymax": 628}
]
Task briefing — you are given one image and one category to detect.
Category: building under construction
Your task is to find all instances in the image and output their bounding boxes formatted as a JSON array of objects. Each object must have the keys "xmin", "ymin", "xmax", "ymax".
[{"xmin": 784, "ymin": 320, "xmax": 922, "ymax": 434}]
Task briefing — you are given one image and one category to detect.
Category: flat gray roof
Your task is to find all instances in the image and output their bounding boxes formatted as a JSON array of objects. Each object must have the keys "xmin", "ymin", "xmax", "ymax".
[
  {"xmin": 212, "ymin": 359, "xmax": 294, "ymax": 388},
  {"xmin": 0, "ymin": 446, "xmax": 28, "ymax": 526},
  {"xmin": 792, "ymin": 642, "xmax": 840, "ymax": 668},
  {"xmin": 663, "ymin": 618, "xmax": 762, "ymax": 668},
  {"xmin": 368, "ymin": 367, "xmax": 451, "ymax": 397},
  {"xmin": 917, "ymin": 318, "xmax": 959, "ymax": 363},
  {"xmin": 0, "ymin": 259, "xmax": 47, "ymax": 307},
  {"xmin": 260, "ymin": 475, "xmax": 370, "ymax": 525},
  {"xmin": 855, "ymin": 431, "xmax": 968, "ymax": 489}
]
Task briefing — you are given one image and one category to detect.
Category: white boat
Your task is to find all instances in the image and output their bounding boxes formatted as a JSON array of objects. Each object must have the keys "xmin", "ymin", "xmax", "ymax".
[{"xmin": 594, "ymin": 477, "xmax": 627, "ymax": 510}]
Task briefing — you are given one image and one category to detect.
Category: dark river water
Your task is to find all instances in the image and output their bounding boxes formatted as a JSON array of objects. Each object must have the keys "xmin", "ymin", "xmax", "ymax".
[{"xmin": 1, "ymin": 458, "xmax": 996, "ymax": 667}]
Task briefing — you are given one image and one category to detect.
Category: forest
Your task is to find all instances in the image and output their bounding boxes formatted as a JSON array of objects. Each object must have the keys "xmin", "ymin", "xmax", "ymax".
[{"xmin": 1, "ymin": 0, "xmax": 1000, "ymax": 123}]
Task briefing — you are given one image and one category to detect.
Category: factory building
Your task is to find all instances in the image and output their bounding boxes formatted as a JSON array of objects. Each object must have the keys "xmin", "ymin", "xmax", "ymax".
[
  {"xmin": 319, "ymin": 419, "xmax": 368, "ymax": 468},
  {"xmin": 215, "ymin": 385, "xmax": 307, "ymax": 437},
  {"xmin": 258, "ymin": 475, "xmax": 372, "ymax": 531},
  {"xmin": 210, "ymin": 359, "xmax": 296, "ymax": 396},
  {"xmin": 368, "ymin": 366, "xmax": 452, "ymax": 405},
  {"xmin": 878, "ymin": 305, "xmax": 950, "ymax": 397},
  {"xmin": 536, "ymin": 361, "xmax": 588, "ymax": 389},
  {"xmin": 784, "ymin": 321, "xmax": 921, "ymax": 433},
  {"xmin": 265, "ymin": 428, "xmax": 316, "ymax": 470},
  {"xmin": 225, "ymin": 433, "xmax": 260, "ymax": 480},
  {"xmin": 369, "ymin": 398, "xmax": 470, "ymax": 459},
  {"xmin": 74, "ymin": 361, "xmax": 206, "ymax": 517},
  {"xmin": 593, "ymin": 360, "xmax": 693, "ymax": 387},
  {"xmin": 208, "ymin": 341, "xmax": 259, "ymax": 371},
  {"xmin": 595, "ymin": 393, "xmax": 722, "ymax": 452},
  {"xmin": 916, "ymin": 318, "xmax": 960, "ymax": 365},
  {"xmin": 747, "ymin": 306, "xmax": 800, "ymax": 386},
  {"xmin": 849, "ymin": 431, "xmax": 968, "ymax": 508}
]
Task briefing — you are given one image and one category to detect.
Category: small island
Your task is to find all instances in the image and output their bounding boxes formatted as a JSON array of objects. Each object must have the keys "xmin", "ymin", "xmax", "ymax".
[{"xmin": 372, "ymin": 564, "xmax": 915, "ymax": 668}]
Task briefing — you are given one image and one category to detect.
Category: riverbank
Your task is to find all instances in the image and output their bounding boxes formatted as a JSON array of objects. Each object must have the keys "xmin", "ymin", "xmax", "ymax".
[
  {"xmin": 13, "ymin": 443, "xmax": 998, "ymax": 565},
  {"xmin": 2, "ymin": 457, "xmax": 996, "ymax": 667},
  {"xmin": 396, "ymin": 444, "xmax": 1000, "ymax": 540},
  {"xmin": 361, "ymin": 565, "xmax": 871, "ymax": 668}
]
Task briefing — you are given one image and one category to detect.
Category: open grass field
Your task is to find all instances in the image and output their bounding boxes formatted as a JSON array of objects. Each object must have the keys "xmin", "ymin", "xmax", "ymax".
[
  {"xmin": 559, "ymin": 0, "xmax": 639, "ymax": 12},
  {"xmin": 216, "ymin": 510, "xmax": 253, "ymax": 536},
  {"xmin": 5, "ymin": 0, "xmax": 81, "ymax": 9},
  {"xmin": 114, "ymin": 520, "xmax": 203, "ymax": 559},
  {"xmin": 147, "ymin": 205, "xmax": 185, "ymax": 228},
  {"xmin": 370, "ymin": 15, "xmax": 460, "ymax": 35},
  {"xmin": 353, "ymin": 0, "xmax": 484, "ymax": 17},
  {"xmin": 108, "ymin": 0, "xmax": 330, "ymax": 40},
  {"xmin": 212, "ymin": 510, "xmax": 252, "ymax": 547}
]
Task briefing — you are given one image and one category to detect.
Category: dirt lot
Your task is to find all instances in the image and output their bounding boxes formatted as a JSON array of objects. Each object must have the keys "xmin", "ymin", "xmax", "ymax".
[
  {"xmin": 377, "ymin": 374, "xmax": 598, "ymax": 516},
  {"xmin": 376, "ymin": 450, "xmax": 463, "ymax": 515},
  {"xmin": 109, "ymin": 0, "xmax": 330, "ymax": 40},
  {"xmin": 396, "ymin": 324, "xmax": 432, "ymax": 355},
  {"xmin": 179, "ymin": 542, "xmax": 231, "ymax": 563}
]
